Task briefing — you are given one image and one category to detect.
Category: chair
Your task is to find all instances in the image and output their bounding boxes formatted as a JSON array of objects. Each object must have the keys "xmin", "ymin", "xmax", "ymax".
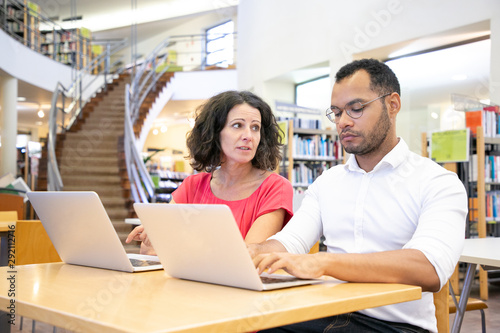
[
  {"xmin": 434, "ymin": 281, "xmax": 450, "ymax": 333},
  {"xmin": 14, "ymin": 220, "xmax": 61, "ymax": 265},
  {"xmin": 433, "ymin": 280, "xmax": 488, "ymax": 333},
  {"xmin": 14, "ymin": 220, "xmax": 61, "ymax": 332},
  {"xmin": 449, "ymin": 284, "xmax": 488, "ymax": 333},
  {"xmin": 0, "ymin": 211, "xmax": 18, "ymax": 221},
  {"xmin": 0, "ymin": 192, "xmax": 25, "ymax": 220}
]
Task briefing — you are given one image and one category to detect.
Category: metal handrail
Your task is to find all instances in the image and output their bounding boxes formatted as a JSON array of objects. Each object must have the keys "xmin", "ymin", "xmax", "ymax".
[
  {"xmin": 47, "ymin": 39, "xmax": 127, "ymax": 191},
  {"xmin": 124, "ymin": 32, "xmax": 237, "ymax": 203}
]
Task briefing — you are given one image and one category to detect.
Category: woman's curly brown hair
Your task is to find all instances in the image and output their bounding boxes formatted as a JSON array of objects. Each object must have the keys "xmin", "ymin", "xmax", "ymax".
[{"xmin": 186, "ymin": 90, "xmax": 283, "ymax": 172}]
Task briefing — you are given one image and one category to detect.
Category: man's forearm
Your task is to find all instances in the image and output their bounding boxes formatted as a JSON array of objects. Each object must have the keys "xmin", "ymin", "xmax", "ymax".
[{"xmin": 248, "ymin": 239, "xmax": 287, "ymax": 258}]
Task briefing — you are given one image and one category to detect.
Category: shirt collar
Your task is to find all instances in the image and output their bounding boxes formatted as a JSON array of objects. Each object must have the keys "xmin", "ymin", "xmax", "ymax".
[{"xmin": 343, "ymin": 138, "xmax": 409, "ymax": 173}]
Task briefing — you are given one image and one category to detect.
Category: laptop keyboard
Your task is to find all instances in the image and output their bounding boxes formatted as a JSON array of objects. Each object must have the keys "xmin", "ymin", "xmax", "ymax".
[
  {"xmin": 260, "ymin": 275, "xmax": 302, "ymax": 284},
  {"xmin": 129, "ymin": 258, "xmax": 161, "ymax": 267}
]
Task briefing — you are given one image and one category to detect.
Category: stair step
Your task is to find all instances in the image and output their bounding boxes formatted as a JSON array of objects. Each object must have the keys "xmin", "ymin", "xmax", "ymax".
[
  {"xmin": 59, "ymin": 165, "xmax": 120, "ymax": 175},
  {"xmin": 107, "ymin": 208, "xmax": 129, "ymax": 220},
  {"xmin": 102, "ymin": 197, "xmax": 128, "ymax": 207},
  {"xmin": 56, "ymin": 147, "xmax": 118, "ymax": 158},
  {"xmin": 58, "ymin": 158, "xmax": 119, "ymax": 168},
  {"xmin": 63, "ymin": 185, "xmax": 125, "ymax": 197},
  {"xmin": 62, "ymin": 176, "xmax": 121, "ymax": 186}
]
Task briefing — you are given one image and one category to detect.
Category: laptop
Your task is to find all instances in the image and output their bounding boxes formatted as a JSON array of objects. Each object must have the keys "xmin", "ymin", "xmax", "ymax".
[
  {"xmin": 27, "ymin": 191, "xmax": 162, "ymax": 272},
  {"xmin": 134, "ymin": 203, "xmax": 323, "ymax": 291}
]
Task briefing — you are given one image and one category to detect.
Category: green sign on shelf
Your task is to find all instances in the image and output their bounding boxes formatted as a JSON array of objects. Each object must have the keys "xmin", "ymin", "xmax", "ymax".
[{"xmin": 430, "ymin": 128, "xmax": 470, "ymax": 163}]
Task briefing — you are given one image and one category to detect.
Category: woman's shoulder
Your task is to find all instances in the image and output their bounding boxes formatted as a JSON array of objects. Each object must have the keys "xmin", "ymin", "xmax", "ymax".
[
  {"xmin": 183, "ymin": 172, "xmax": 211, "ymax": 185},
  {"xmin": 260, "ymin": 172, "xmax": 293, "ymax": 191}
]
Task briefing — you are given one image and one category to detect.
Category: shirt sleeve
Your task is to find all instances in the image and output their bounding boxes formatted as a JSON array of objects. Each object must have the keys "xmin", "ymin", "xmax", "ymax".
[
  {"xmin": 254, "ymin": 173, "xmax": 294, "ymax": 225},
  {"xmin": 172, "ymin": 173, "xmax": 210, "ymax": 203},
  {"xmin": 403, "ymin": 168, "xmax": 468, "ymax": 290},
  {"xmin": 268, "ymin": 172, "xmax": 325, "ymax": 254}
]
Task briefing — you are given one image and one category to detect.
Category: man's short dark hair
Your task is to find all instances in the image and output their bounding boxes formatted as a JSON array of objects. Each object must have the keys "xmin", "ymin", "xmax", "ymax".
[
  {"xmin": 335, "ymin": 59, "xmax": 401, "ymax": 96},
  {"xmin": 186, "ymin": 90, "xmax": 283, "ymax": 172}
]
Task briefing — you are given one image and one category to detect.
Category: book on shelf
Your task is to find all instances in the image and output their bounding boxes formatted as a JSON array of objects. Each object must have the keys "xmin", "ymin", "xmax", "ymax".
[
  {"xmin": 292, "ymin": 162, "xmax": 329, "ymax": 187},
  {"xmin": 469, "ymin": 197, "xmax": 478, "ymax": 221},
  {"xmin": 465, "ymin": 105, "xmax": 500, "ymax": 137},
  {"xmin": 485, "ymin": 190, "xmax": 500, "ymax": 221},
  {"xmin": 468, "ymin": 153, "xmax": 500, "ymax": 183},
  {"xmin": 292, "ymin": 134, "xmax": 341, "ymax": 160}
]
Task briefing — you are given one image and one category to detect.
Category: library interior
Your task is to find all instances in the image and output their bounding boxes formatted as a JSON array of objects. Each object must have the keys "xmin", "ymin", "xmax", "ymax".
[{"xmin": 1, "ymin": 1, "xmax": 500, "ymax": 332}]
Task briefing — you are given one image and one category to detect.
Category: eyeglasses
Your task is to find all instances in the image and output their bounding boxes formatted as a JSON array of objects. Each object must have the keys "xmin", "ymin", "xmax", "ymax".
[{"xmin": 326, "ymin": 92, "xmax": 392, "ymax": 124}]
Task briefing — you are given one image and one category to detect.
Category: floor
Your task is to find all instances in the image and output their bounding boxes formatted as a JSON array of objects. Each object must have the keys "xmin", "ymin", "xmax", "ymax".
[{"xmin": 8, "ymin": 281, "xmax": 500, "ymax": 333}]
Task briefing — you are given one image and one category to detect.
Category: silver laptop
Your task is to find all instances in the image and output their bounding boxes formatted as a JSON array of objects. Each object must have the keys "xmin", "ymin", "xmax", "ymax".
[
  {"xmin": 27, "ymin": 191, "xmax": 162, "ymax": 272},
  {"xmin": 134, "ymin": 203, "xmax": 322, "ymax": 290}
]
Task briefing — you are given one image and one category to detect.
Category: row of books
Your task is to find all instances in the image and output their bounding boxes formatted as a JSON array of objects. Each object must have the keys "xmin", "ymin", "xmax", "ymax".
[
  {"xmin": 40, "ymin": 41, "xmax": 80, "ymax": 54},
  {"xmin": 292, "ymin": 134, "xmax": 342, "ymax": 160},
  {"xmin": 6, "ymin": 5, "xmax": 24, "ymax": 20},
  {"xmin": 485, "ymin": 191, "xmax": 500, "ymax": 221},
  {"xmin": 469, "ymin": 154, "xmax": 500, "ymax": 183},
  {"xmin": 277, "ymin": 117, "xmax": 322, "ymax": 130},
  {"xmin": 465, "ymin": 105, "xmax": 500, "ymax": 138},
  {"xmin": 291, "ymin": 162, "xmax": 329, "ymax": 187}
]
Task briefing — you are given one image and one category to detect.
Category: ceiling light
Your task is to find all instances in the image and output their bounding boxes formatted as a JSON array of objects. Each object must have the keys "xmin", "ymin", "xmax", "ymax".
[
  {"xmin": 152, "ymin": 128, "xmax": 159, "ymax": 135},
  {"xmin": 17, "ymin": 97, "xmax": 26, "ymax": 102},
  {"xmin": 452, "ymin": 74, "xmax": 467, "ymax": 81},
  {"xmin": 37, "ymin": 110, "xmax": 45, "ymax": 118},
  {"xmin": 480, "ymin": 99, "xmax": 491, "ymax": 105},
  {"xmin": 161, "ymin": 125, "xmax": 168, "ymax": 133},
  {"xmin": 431, "ymin": 112, "xmax": 439, "ymax": 119}
]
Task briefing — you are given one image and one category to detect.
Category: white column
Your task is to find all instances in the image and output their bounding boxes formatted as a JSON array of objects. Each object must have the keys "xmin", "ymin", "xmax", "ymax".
[
  {"xmin": 0, "ymin": 74, "xmax": 18, "ymax": 177},
  {"xmin": 491, "ymin": 15, "xmax": 500, "ymax": 105}
]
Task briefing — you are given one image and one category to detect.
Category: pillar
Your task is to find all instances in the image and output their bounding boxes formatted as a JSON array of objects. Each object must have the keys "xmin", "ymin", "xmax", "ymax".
[{"xmin": 0, "ymin": 74, "xmax": 18, "ymax": 178}]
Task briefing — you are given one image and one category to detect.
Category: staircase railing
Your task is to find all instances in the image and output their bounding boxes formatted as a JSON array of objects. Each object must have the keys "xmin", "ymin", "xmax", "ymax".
[
  {"xmin": 124, "ymin": 38, "xmax": 176, "ymax": 203},
  {"xmin": 124, "ymin": 32, "xmax": 237, "ymax": 203},
  {"xmin": 47, "ymin": 39, "xmax": 127, "ymax": 191}
]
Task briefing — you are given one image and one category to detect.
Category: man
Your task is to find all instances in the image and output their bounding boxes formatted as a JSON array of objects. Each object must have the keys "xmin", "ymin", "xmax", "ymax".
[{"xmin": 251, "ymin": 58, "xmax": 467, "ymax": 332}]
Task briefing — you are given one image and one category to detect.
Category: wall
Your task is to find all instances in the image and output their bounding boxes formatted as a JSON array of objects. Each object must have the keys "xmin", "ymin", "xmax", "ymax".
[
  {"xmin": 0, "ymin": 29, "xmax": 74, "ymax": 92},
  {"xmin": 237, "ymin": 0, "xmax": 500, "ymax": 153},
  {"xmin": 115, "ymin": 8, "xmax": 238, "ymax": 67}
]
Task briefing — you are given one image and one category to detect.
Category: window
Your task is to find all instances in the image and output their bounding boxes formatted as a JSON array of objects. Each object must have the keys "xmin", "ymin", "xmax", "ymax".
[
  {"xmin": 295, "ymin": 76, "xmax": 331, "ymax": 111},
  {"xmin": 206, "ymin": 20, "xmax": 234, "ymax": 67}
]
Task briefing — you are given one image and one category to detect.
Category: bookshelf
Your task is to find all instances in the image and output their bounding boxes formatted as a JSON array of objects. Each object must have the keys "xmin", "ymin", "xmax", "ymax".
[
  {"xmin": 470, "ymin": 127, "xmax": 500, "ymax": 300},
  {"xmin": 284, "ymin": 119, "xmax": 343, "ymax": 188},
  {"xmin": 2, "ymin": 0, "xmax": 40, "ymax": 49},
  {"xmin": 425, "ymin": 126, "xmax": 495, "ymax": 300},
  {"xmin": 1, "ymin": 0, "xmax": 93, "ymax": 70}
]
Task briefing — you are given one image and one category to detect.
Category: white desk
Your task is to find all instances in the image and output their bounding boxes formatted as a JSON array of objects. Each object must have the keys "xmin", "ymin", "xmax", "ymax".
[{"xmin": 451, "ymin": 237, "xmax": 500, "ymax": 333}]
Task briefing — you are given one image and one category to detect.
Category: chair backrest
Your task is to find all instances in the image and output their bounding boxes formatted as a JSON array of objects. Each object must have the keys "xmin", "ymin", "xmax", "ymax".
[
  {"xmin": 14, "ymin": 220, "xmax": 62, "ymax": 265},
  {"xmin": 434, "ymin": 281, "xmax": 450, "ymax": 333},
  {"xmin": 0, "ymin": 211, "xmax": 18, "ymax": 221},
  {"xmin": 0, "ymin": 193, "xmax": 25, "ymax": 220}
]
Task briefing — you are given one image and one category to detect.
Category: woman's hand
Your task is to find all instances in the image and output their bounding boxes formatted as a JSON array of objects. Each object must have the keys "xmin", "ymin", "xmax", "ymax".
[{"xmin": 126, "ymin": 225, "xmax": 156, "ymax": 255}]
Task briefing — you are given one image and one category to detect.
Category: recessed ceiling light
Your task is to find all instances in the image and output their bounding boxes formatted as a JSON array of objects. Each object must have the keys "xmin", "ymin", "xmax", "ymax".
[
  {"xmin": 37, "ymin": 110, "xmax": 45, "ymax": 118},
  {"xmin": 452, "ymin": 74, "xmax": 467, "ymax": 81},
  {"xmin": 152, "ymin": 128, "xmax": 159, "ymax": 135},
  {"xmin": 17, "ymin": 97, "xmax": 26, "ymax": 102}
]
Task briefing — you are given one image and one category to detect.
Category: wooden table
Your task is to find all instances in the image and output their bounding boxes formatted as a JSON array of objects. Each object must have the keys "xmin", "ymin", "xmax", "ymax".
[
  {"xmin": 0, "ymin": 263, "xmax": 422, "ymax": 333},
  {"xmin": 451, "ymin": 237, "xmax": 500, "ymax": 333}
]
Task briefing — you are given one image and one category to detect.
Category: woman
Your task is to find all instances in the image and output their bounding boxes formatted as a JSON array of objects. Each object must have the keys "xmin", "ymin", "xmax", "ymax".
[{"xmin": 126, "ymin": 90, "xmax": 293, "ymax": 254}]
